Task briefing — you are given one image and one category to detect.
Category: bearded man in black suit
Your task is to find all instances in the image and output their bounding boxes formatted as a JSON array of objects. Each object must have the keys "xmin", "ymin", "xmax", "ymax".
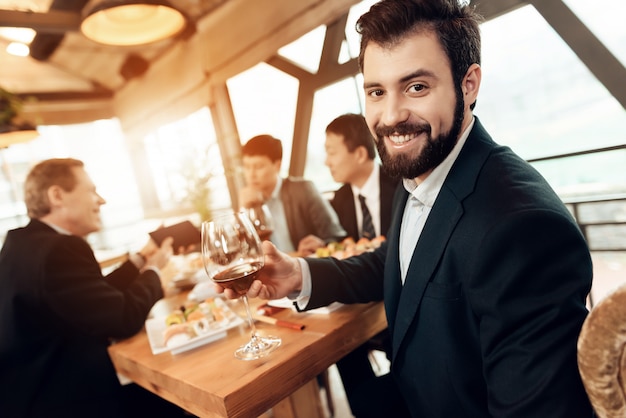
[{"xmin": 219, "ymin": 1, "xmax": 594, "ymax": 417}]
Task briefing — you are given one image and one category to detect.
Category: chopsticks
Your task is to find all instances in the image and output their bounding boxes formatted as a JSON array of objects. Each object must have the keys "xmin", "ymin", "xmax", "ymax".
[{"xmin": 253, "ymin": 314, "xmax": 305, "ymax": 331}]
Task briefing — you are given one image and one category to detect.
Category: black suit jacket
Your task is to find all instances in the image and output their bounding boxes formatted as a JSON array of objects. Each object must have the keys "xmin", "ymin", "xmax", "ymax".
[
  {"xmin": 330, "ymin": 168, "xmax": 399, "ymax": 239},
  {"xmin": 305, "ymin": 118, "xmax": 593, "ymax": 417},
  {"xmin": 0, "ymin": 219, "xmax": 163, "ymax": 417}
]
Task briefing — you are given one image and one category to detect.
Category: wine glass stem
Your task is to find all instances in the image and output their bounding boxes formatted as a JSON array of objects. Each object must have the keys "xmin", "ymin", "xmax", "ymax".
[{"xmin": 241, "ymin": 295, "xmax": 258, "ymax": 337}]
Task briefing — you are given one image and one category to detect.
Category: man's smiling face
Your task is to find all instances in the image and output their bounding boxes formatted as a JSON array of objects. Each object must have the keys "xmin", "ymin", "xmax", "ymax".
[{"xmin": 362, "ymin": 30, "xmax": 465, "ymax": 182}]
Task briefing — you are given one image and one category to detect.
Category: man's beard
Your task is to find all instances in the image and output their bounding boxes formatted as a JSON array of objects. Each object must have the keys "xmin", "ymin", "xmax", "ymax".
[{"xmin": 375, "ymin": 90, "xmax": 465, "ymax": 180}]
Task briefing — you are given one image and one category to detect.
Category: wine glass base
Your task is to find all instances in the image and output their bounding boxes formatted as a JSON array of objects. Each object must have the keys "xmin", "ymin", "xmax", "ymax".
[{"xmin": 234, "ymin": 335, "xmax": 282, "ymax": 361}]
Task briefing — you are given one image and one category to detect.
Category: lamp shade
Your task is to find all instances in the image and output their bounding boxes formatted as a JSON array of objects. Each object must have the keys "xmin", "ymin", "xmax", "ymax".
[
  {"xmin": 0, "ymin": 124, "xmax": 39, "ymax": 149},
  {"xmin": 81, "ymin": 0, "xmax": 187, "ymax": 46}
]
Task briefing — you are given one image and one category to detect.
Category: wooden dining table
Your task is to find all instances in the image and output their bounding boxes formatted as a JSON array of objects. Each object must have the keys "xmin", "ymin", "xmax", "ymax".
[{"xmin": 108, "ymin": 290, "xmax": 387, "ymax": 418}]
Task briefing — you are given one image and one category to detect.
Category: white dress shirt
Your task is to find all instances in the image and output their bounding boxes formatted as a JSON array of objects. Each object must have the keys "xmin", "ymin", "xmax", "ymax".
[
  {"xmin": 265, "ymin": 177, "xmax": 296, "ymax": 253},
  {"xmin": 294, "ymin": 117, "xmax": 475, "ymax": 307}
]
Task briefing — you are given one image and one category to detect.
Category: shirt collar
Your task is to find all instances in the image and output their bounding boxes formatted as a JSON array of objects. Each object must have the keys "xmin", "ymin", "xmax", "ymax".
[
  {"xmin": 351, "ymin": 163, "xmax": 380, "ymax": 200},
  {"xmin": 40, "ymin": 220, "xmax": 72, "ymax": 235},
  {"xmin": 403, "ymin": 117, "xmax": 475, "ymax": 208},
  {"xmin": 270, "ymin": 176, "xmax": 283, "ymax": 200}
]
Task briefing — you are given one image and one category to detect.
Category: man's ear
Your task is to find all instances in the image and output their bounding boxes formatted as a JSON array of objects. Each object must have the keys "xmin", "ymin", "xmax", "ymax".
[
  {"xmin": 462, "ymin": 63, "xmax": 481, "ymax": 109},
  {"xmin": 354, "ymin": 145, "xmax": 369, "ymax": 163},
  {"xmin": 47, "ymin": 185, "xmax": 64, "ymax": 206}
]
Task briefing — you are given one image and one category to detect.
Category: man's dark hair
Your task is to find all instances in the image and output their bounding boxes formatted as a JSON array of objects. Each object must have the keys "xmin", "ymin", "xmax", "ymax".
[
  {"xmin": 325, "ymin": 113, "xmax": 376, "ymax": 160},
  {"xmin": 241, "ymin": 135, "xmax": 283, "ymax": 163},
  {"xmin": 356, "ymin": 0, "xmax": 482, "ymax": 109}
]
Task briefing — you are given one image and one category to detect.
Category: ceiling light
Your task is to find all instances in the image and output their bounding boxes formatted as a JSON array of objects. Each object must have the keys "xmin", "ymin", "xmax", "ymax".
[
  {"xmin": 0, "ymin": 125, "xmax": 39, "ymax": 149},
  {"xmin": 0, "ymin": 27, "xmax": 36, "ymax": 44},
  {"xmin": 80, "ymin": 0, "xmax": 187, "ymax": 46},
  {"xmin": 6, "ymin": 42, "xmax": 30, "ymax": 57}
]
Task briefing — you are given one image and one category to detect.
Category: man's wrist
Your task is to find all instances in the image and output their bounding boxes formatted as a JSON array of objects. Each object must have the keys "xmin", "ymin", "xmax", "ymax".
[{"xmin": 129, "ymin": 252, "xmax": 147, "ymax": 270}]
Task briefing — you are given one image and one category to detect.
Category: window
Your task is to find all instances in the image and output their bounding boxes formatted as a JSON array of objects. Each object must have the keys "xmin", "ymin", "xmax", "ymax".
[
  {"xmin": 304, "ymin": 76, "xmax": 364, "ymax": 193},
  {"xmin": 478, "ymin": 5, "xmax": 626, "ymax": 199},
  {"xmin": 144, "ymin": 107, "xmax": 230, "ymax": 217},
  {"xmin": 227, "ymin": 63, "xmax": 299, "ymax": 176}
]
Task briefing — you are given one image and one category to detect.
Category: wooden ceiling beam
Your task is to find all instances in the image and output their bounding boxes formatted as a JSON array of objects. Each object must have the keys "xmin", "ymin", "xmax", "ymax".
[{"xmin": 0, "ymin": 9, "xmax": 80, "ymax": 33}]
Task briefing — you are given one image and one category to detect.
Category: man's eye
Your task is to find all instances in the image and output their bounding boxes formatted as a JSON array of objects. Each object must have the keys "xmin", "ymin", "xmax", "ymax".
[
  {"xmin": 367, "ymin": 89, "xmax": 384, "ymax": 98},
  {"xmin": 408, "ymin": 83, "xmax": 426, "ymax": 93}
]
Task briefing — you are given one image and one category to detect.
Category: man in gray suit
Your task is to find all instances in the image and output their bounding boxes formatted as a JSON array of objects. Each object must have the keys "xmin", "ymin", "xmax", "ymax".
[
  {"xmin": 221, "ymin": 1, "xmax": 593, "ymax": 417},
  {"xmin": 239, "ymin": 135, "xmax": 346, "ymax": 255}
]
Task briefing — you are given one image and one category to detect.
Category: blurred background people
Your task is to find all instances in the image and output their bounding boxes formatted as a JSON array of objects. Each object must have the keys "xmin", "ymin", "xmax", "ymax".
[
  {"xmin": 239, "ymin": 134, "xmax": 346, "ymax": 255},
  {"xmin": 0, "ymin": 158, "xmax": 187, "ymax": 417},
  {"xmin": 325, "ymin": 113, "xmax": 399, "ymax": 414}
]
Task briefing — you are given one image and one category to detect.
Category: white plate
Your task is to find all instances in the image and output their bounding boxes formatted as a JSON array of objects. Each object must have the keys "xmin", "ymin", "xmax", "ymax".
[
  {"xmin": 146, "ymin": 298, "xmax": 244, "ymax": 355},
  {"xmin": 187, "ymin": 281, "xmax": 220, "ymax": 302}
]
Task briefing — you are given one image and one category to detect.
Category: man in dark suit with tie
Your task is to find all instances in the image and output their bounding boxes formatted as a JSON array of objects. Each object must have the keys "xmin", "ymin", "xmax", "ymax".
[
  {"xmin": 324, "ymin": 113, "xmax": 399, "ymax": 413},
  {"xmin": 0, "ymin": 158, "xmax": 188, "ymax": 417},
  {"xmin": 325, "ymin": 113, "xmax": 399, "ymax": 241},
  {"xmin": 219, "ymin": 0, "xmax": 594, "ymax": 417}
]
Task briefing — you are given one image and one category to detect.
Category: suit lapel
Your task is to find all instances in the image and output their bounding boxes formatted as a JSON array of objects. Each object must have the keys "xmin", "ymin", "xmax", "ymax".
[
  {"xmin": 383, "ymin": 188, "xmax": 408, "ymax": 338},
  {"xmin": 379, "ymin": 170, "xmax": 399, "ymax": 237},
  {"xmin": 391, "ymin": 188, "xmax": 463, "ymax": 358},
  {"xmin": 385, "ymin": 117, "xmax": 495, "ymax": 359}
]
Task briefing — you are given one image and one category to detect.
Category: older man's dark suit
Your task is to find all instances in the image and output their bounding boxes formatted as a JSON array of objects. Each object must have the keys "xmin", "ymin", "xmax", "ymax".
[
  {"xmin": 330, "ymin": 168, "xmax": 398, "ymax": 240},
  {"xmin": 0, "ymin": 219, "xmax": 164, "ymax": 417},
  {"xmin": 305, "ymin": 118, "xmax": 593, "ymax": 417}
]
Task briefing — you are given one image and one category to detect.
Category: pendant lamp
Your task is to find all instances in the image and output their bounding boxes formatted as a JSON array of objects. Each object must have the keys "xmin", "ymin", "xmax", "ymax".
[
  {"xmin": 81, "ymin": 0, "xmax": 187, "ymax": 46},
  {"xmin": 0, "ymin": 124, "xmax": 39, "ymax": 149}
]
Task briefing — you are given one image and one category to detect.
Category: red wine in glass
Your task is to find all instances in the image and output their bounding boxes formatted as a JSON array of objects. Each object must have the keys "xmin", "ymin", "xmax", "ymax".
[
  {"xmin": 213, "ymin": 261, "xmax": 263, "ymax": 296},
  {"xmin": 201, "ymin": 211, "xmax": 281, "ymax": 360},
  {"xmin": 256, "ymin": 230, "xmax": 273, "ymax": 241}
]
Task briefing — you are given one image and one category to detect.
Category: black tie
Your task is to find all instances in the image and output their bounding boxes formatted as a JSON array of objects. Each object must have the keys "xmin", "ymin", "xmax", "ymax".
[{"xmin": 359, "ymin": 194, "xmax": 376, "ymax": 239}]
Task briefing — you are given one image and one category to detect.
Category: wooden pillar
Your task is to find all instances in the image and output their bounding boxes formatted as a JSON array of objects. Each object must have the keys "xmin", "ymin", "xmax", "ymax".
[
  {"xmin": 209, "ymin": 83, "xmax": 245, "ymax": 210},
  {"xmin": 124, "ymin": 131, "xmax": 161, "ymax": 213}
]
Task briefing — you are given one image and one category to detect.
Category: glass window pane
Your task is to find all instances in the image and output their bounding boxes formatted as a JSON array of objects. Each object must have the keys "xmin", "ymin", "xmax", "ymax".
[
  {"xmin": 345, "ymin": 0, "xmax": 379, "ymax": 59},
  {"xmin": 227, "ymin": 63, "xmax": 298, "ymax": 176},
  {"xmin": 305, "ymin": 76, "xmax": 364, "ymax": 193},
  {"xmin": 144, "ymin": 107, "xmax": 230, "ymax": 217},
  {"xmin": 563, "ymin": 0, "xmax": 626, "ymax": 67},
  {"xmin": 0, "ymin": 119, "xmax": 148, "ymax": 250},
  {"xmin": 530, "ymin": 149, "xmax": 626, "ymax": 199},
  {"xmin": 479, "ymin": 5, "xmax": 626, "ymax": 161},
  {"xmin": 278, "ymin": 25, "xmax": 326, "ymax": 73}
]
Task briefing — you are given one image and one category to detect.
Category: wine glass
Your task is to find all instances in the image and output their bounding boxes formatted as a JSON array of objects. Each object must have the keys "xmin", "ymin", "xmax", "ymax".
[
  {"xmin": 201, "ymin": 211, "xmax": 281, "ymax": 360},
  {"xmin": 245, "ymin": 204, "xmax": 274, "ymax": 241}
]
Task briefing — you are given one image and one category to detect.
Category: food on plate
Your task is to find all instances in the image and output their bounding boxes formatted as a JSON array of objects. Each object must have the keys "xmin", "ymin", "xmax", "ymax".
[
  {"xmin": 165, "ymin": 309, "xmax": 184, "ymax": 326},
  {"xmin": 315, "ymin": 235, "xmax": 386, "ymax": 259},
  {"xmin": 163, "ymin": 323, "xmax": 193, "ymax": 346},
  {"xmin": 161, "ymin": 297, "xmax": 231, "ymax": 348}
]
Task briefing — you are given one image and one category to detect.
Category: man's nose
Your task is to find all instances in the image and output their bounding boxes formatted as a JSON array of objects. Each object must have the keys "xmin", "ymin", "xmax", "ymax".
[{"xmin": 380, "ymin": 93, "xmax": 410, "ymax": 128}]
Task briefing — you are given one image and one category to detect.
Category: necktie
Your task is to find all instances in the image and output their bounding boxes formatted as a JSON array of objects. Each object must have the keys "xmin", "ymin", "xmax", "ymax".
[{"xmin": 359, "ymin": 194, "xmax": 376, "ymax": 239}]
